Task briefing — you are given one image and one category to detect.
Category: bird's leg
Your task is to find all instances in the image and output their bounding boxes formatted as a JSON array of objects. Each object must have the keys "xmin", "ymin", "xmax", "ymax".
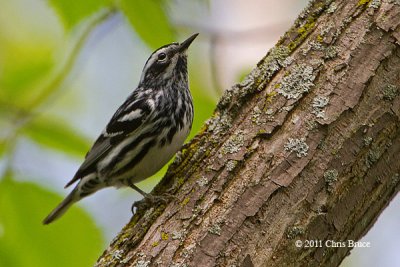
[
  {"xmin": 128, "ymin": 181, "xmax": 152, "ymax": 212},
  {"xmin": 128, "ymin": 181, "xmax": 176, "ymax": 213},
  {"xmin": 129, "ymin": 183, "xmax": 150, "ymax": 198}
]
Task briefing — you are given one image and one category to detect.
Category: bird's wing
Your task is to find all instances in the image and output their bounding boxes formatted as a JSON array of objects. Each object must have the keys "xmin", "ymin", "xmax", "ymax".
[{"xmin": 65, "ymin": 91, "xmax": 155, "ymax": 188}]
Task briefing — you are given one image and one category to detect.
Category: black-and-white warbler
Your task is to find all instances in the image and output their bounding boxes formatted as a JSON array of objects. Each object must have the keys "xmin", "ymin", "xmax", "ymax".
[{"xmin": 43, "ymin": 33, "xmax": 198, "ymax": 224}]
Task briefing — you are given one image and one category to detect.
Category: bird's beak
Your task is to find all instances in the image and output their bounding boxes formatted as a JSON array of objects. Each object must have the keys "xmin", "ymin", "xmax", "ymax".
[{"xmin": 179, "ymin": 33, "xmax": 199, "ymax": 52}]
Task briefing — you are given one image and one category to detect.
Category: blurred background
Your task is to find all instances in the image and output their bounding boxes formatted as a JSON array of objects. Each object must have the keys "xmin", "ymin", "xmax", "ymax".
[{"xmin": 0, "ymin": 0, "xmax": 398, "ymax": 266}]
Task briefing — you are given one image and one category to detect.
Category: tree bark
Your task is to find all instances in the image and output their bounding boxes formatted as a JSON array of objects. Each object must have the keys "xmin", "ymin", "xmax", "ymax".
[{"xmin": 96, "ymin": 0, "xmax": 400, "ymax": 266}]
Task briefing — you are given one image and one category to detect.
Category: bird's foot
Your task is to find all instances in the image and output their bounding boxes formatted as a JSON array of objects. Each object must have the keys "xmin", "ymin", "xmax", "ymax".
[{"xmin": 131, "ymin": 193, "xmax": 177, "ymax": 214}]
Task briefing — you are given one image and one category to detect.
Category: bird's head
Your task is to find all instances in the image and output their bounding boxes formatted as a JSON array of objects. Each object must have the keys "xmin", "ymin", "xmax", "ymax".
[{"xmin": 139, "ymin": 33, "xmax": 199, "ymax": 87}]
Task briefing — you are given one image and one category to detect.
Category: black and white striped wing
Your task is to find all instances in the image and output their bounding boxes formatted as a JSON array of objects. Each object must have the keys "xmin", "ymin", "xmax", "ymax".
[{"xmin": 65, "ymin": 92, "xmax": 155, "ymax": 188}]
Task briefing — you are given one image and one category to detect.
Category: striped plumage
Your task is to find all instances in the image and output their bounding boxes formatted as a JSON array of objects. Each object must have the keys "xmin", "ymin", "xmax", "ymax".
[{"xmin": 43, "ymin": 33, "xmax": 198, "ymax": 224}]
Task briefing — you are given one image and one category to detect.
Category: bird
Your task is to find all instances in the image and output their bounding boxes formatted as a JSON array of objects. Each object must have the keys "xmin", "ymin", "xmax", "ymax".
[{"xmin": 43, "ymin": 33, "xmax": 198, "ymax": 224}]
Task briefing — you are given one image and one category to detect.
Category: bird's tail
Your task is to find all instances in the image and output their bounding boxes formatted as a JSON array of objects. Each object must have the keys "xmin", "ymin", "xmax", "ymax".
[{"xmin": 43, "ymin": 188, "xmax": 78, "ymax": 225}]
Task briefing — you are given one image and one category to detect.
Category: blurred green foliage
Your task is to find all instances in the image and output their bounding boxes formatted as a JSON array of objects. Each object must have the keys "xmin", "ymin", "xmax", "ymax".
[
  {"xmin": 120, "ymin": 0, "xmax": 175, "ymax": 49},
  {"xmin": 22, "ymin": 116, "xmax": 91, "ymax": 157},
  {"xmin": 0, "ymin": 0, "xmax": 215, "ymax": 266},
  {"xmin": 48, "ymin": 0, "xmax": 110, "ymax": 29},
  {"xmin": 0, "ymin": 36, "xmax": 55, "ymax": 107},
  {"xmin": 0, "ymin": 178, "xmax": 103, "ymax": 267}
]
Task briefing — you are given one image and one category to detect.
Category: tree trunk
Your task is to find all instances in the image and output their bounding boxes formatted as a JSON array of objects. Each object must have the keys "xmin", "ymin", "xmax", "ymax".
[{"xmin": 96, "ymin": 0, "xmax": 400, "ymax": 266}]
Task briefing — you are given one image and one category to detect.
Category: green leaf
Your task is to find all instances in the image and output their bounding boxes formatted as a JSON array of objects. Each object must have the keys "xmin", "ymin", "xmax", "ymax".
[
  {"xmin": 120, "ymin": 0, "xmax": 174, "ymax": 49},
  {"xmin": 22, "ymin": 116, "xmax": 91, "ymax": 158},
  {"xmin": 0, "ymin": 140, "xmax": 6, "ymax": 158},
  {"xmin": 0, "ymin": 178, "xmax": 103, "ymax": 267},
  {"xmin": 0, "ymin": 44, "xmax": 54, "ymax": 106},
  {"xmin": 47, "ymin": 0, "xmax": 109, "ymax": 29}
]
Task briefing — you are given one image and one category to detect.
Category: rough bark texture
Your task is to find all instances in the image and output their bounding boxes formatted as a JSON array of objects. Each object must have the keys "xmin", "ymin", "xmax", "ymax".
[{"xmin": 96, "ymin": 0, "xmax": 400, "ymax": 266}]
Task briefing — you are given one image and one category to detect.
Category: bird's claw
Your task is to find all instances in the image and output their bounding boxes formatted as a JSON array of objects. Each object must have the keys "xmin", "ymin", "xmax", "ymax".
[{"xmin": 131, "ymin": 193, "xmax": 177, "ymax": 214}]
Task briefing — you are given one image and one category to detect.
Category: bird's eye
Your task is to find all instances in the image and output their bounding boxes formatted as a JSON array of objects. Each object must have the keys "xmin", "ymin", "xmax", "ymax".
[{"xmin": 158, "ymin": 52, "xmax": 167, "ymax": 61}]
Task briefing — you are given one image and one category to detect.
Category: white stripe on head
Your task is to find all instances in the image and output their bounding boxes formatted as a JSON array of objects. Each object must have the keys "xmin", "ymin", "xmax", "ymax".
[
  {"xmin": 139, "ymin": 44, "xmax": 180, "ymax": 84},
  {"xmin": 161, "ymin": 55, "xmax": 179, "ymax": 80}
]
